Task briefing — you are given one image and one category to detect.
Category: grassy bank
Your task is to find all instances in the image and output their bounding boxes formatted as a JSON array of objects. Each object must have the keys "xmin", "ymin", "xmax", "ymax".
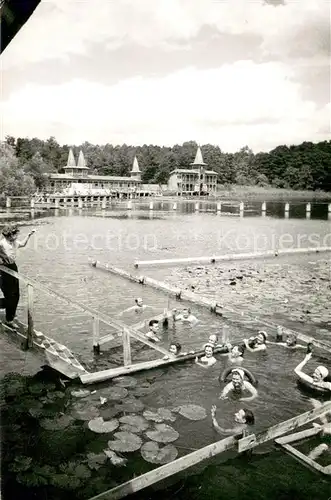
[{"xmin": 160, "ymin": 186, "xmax": 331, "ymax": 202}]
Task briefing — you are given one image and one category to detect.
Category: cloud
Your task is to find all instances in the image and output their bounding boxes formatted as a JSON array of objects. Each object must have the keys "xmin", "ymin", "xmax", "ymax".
[
  {"xmin": 1, "ymin": 0, "xmax": 328, "ymax": 67},
  {"xmin": 1, "ymin": 60, "xmax": 328, "ymax": 152}
]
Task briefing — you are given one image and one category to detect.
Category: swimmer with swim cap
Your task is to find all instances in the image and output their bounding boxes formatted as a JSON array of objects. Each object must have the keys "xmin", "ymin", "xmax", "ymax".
[
  {"xmin": 268, "ymin": 330, "xmax": 306, "ymax": 349},
  {"xmin": 211, "ymin": 404, "xmax": 255, "ymax": 435},
  {"xmin": 294, "ymin": 352, "xmax": 331, "ymax": 391},
  {"xmin": 219, "ymin": 368, "xmax": 258, "ymax": 401},
  {"xmin": 195, "ymin": 343, "xmax": 217, "ymax": 368}
]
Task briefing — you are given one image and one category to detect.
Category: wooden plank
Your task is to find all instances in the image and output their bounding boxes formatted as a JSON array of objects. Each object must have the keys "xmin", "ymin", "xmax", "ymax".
[
  {"xmin": 238, "ymin": 402, "xmax": 331, "ymax": 452},
  {"xmin": 80, "ymin": 344, "xmax": 230, "ymax": 384},
  {"xmin": 275, "ymin": 426, "xmax": 321, "ymax": 445},
  {"xmin": 280, "ymin": 443, "xmax": 328, "ymax": 475},
  {"xmin": 122, "ymin": 328, "xmax": 131, "ymax": 366},
  {"xmin": 87, "ymin": 435, "xmax": 238, "ymax": 500},
  {"xmin": 25, "ymin": 283, "xmax": 34, "ymax": 349},
  {"xmin": 93, "ymin": 316, "xmax": 100, "ymax": 348},
  {"xmin": 134, "ymin": 247, "xmax": 331, "ymax": 267}
]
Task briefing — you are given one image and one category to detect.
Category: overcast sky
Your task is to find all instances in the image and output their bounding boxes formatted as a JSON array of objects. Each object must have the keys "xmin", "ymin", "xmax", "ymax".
[{"xmin": 1, "ymin": 0, "xmax": 330, "ymax": 152}]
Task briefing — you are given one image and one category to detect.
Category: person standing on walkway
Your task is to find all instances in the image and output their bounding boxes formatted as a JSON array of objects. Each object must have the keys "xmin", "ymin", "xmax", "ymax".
[{"xmin": 0, "ymin": 224, "xmax": 36, "ymax": 327}]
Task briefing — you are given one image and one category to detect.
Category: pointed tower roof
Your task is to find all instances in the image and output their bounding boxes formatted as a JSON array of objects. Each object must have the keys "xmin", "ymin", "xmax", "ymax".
[
  {"xmin": 77, "ymin": 150, "xmax": 88, "ymax": 168},
  {"xmin": 67, "ymin": 148, "xmax": 76, "ymax": 167},
  {"xmin": 190, "ymin": 146, "xmax": 207, "ymax": 166},
  {"xmin": 131, "ymin": 155, "xmax": 141, "ymax": 173}
]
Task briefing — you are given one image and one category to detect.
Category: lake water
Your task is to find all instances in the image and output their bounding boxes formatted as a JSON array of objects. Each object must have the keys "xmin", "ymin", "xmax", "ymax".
[{"xmin": 1, "ymin": 201, "xmax": 330, "ymax": 499}]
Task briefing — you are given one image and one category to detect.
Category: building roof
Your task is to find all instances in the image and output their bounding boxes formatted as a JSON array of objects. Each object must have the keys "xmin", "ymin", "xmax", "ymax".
[
  {"xmin": 49, "ymin": 173, "xmax": 140, "ymax": 182},
  {"xmin": 67, "ymin": 148, "xmax": 76, "ymax": 167},
  {"xmin": 77, "ymin": 150, "xmax": 88, "ymax": 169},
  {"xmin": 169, "ymin": 169, "xmax": 218, "ymax": 175},
  {"xmin": 190, "ymin": 146, "xmax": 207, "ymax": 166},
  {"xmin": 131, "ymin": 156, "xmax": 141, "ymax": 173}
]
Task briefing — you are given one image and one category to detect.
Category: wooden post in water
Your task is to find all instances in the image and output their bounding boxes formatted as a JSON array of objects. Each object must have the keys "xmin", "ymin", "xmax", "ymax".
[
  {"xmin": 78, "ymin": 197, "xmax": 83, "ymax": 209},
  {"xmin": 306, "ymin": 203, "xmax": 311, "ymax": 219},
  {"xmin": 173, "ymin": 202, "xmax": 177, "ymax": 210},
  {"xmin": 25, "ymin": 284, "xmax": 34, "ymax": 349},
  {"xmin": 6, "ymin": 197, "xmax": 11, "ymax": 208},
  {"xmin": 261, "ymin": 201, "xmax": 266, "ymax": 214},
  {"xmin": 55, "ymin": 197, "xmax": 60, "ymax": 209},
  {"xmin": 216, "ymin": 202, "xmax": 221, "ymax": 214},
  {"xmin": 122, "ymin": 328, "xmax": 132, "ymax": 366},
  {"xmin": 239, "ymin": 201, "xmax": 244, "ymax": 216},
  {"xmin": 284, "ymin": 202, "xmax": 290, "ymax": 218},
  {"xmin": 102, "ymin": 197, "xmax": 107, "ymax": 209},
  {"xmin": 93, "ymin": 316, "xmax": 100, "ymax": 354},
  {"xmin": 149, "ymin": 201, "xmax": 154, "ymax": 210},
  {"xmin": 30, "ymin": 198, "xmax": 35, "ymax": 209},
  {"xmin": 127, "ymin": 200, "xmax": 132, "ymax": 210},
  {"xmin": 195, "ymin": 201, "xmax": 199, "ymax": 212}
]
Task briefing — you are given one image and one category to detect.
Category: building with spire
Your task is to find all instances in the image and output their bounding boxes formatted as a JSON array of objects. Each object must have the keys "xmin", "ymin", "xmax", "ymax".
[
  {"xmin": 46, "ymin": 149, "xmax": 142, "ymax": 195},
  {"xmin": 167, "ymin": 146, "xmax": 217, "ymax": 195}
]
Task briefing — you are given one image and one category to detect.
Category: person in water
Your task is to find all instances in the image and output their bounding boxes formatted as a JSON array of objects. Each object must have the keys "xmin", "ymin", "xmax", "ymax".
[
  {"xmin": 294, "ymin": 352, "xmax": 331, "ymax": 391},
  {"xmin": 203, "ymin": 333, "xmax": 227, "ymax": 350},
  {"xmin": 145, "ymin": 319, "xmax": 161, "ymax": 342},
  {"xmin": 219, "ymin": 368, "xmax": 258, "ymax": 401},
  {"xmin": 0, "ymin": 224, "xmax": 36, "ymax": 327},
  {"xmin": 195, "ymin": 343, "xmax": 216, "ymax": 368},
  {"xmin": 163, "ymin": 341, "xmax": 195, "ymax": 359},
  {"xmin": 227, "ymin": 344, "xmax": 246, "ymax": 364},
  {"xmin": 118, "ymin": 297, "xmax": 155, "ymax": 316},
  {"xmin": 243, "ymin": 331, "xmax": 267, "ymax": 352},
  {"xmin": 172, "ymin": 307, "xmax": 198, "ymax": 325},
  {"xmin": 211, "ymin": 405, "xmax": 255, "ymax": 435},
  {"xmin": 268, "ymin": 331, "xmax": 306, "ymax": 349}
]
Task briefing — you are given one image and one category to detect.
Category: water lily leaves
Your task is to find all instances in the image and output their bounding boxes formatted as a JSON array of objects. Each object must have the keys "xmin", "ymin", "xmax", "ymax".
[
  {"xmin": 115, "ymin": 397, "xmax": 145, "ymax": 413},
  {"xmin": 145, "ymin": 424, "xmax": 179, "ymax": 443},
  {"xmin": 131, "ymin": 385, "xmax": 154, "ymax": 397},
  {"xmin": 59, "ymin": 462, "xmax": 91, "ymax": 480},
  {"xmin": 104, "ymin": 449, "xmax": 128, "ymax": 466},
  {"xmin": 95, "ymin": 386, "xmax": 128, "ymax": 401},
  {"xmin": 119, "ymin": 415, "xmax": 149, "ymax": 433},
  {"xmin": 88, "ymin": 417, "xmax": 119, "ymax": 433},
  {"xmin": 141, "ymin": 441, "xmax": 178, "ymax": 464},
  {"xmin": 86, "ymin": 452, "xmax": 107, "ymax": 470},
  {"xmin": 9, "ymin": 456, "xmax": 32, "ymax": 472},
  {"xmin": 71, "ymin": 389, "xmax": 90, "ymax": 398},
  {"xmin": 71, "ymin": 402, "xmax": 100, "ymax": 421},
  {"xmin": 143, "ymin": 408, "xmax": 176, "ymax": 423},
  {"xmin": 28, "ymin": 383, "xmax": 48, "ymax": 396},
  {"xmin": 40, "ymin": 415, "xmax": 74, "ymax": 430},
  {"xmin": 16, "ymin": 465, "xmax": 56, "ymax": 487},
  {"xmin": 175, "ymin": 404, "xmax": 207, "ymax": 421},
  {"xmin": 108, "ymin": 432, "xmax": 143, "ymax": 452},
  {"xmin": 113, "ymin": 376, "xmax": 137, "ymax": 388},
  {"xmin": 99, "ymin": 405, "xmax": 122, "ymax": 420}
]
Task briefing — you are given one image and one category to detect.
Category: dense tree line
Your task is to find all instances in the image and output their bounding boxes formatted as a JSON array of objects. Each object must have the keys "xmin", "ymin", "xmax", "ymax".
[{"xmin": 1, "ymin": 136, "xmax": 330, "ymax": 196}]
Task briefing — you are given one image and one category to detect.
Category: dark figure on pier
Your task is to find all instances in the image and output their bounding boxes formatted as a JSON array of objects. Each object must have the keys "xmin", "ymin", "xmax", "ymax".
[{"xmin": 0, "ymin": 224, "xmax": 35, "ymax": 327}]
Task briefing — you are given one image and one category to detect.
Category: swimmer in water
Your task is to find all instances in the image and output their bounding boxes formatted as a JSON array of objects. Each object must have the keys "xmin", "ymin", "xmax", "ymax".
[
  {"xmin": 268, "ymin": 331, "xmax": 306, "ymax": 349},
  {"xmin": 145, "ymin": 319, "xmax": 161, "ymax": 343},
  {"xmin": 163, "ymin": 342, "xmax": 194, "ymax": 360},
  {"xmin": 195, "ymin": 343, "xmax": 217, "ymax": 368},
  {"xmin": 243, "ymin": 331, "xmax": 267, "ymax": 352},
  {"xmin": 203, "ymin": 334, "xmax": 228, "ymax": 350},
  {"xmin": 228, "ymin": 344, "xmax": 246, "ymax": 364},
  {"xmin": 211, "ymin": 405, "xmax": 255, "ymax": 435},
  {"xmin": 294, "ymin": 352, "xmax": 331, "ymax": 391},
  {"xmin": 172, "ymin": 307, "xmax": 198, "ymax": 325},
  {"xmin": 310, "ymin": 399, "xmax": 331, "ymax": 436},
  {"xmin": 118, "ymin": 297, "xmax": 154, "ymax": 316},
  {"xmin": 219, "ymin": 368, "xmax": 258, "ymax": 401}
]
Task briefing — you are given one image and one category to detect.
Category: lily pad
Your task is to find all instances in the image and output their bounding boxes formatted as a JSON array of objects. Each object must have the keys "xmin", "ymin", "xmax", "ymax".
[
  {"xmin": 99, "ymin": 406, "xmax": 122, "ymax": 420},
  {"xmin": 115, "ymin": 397, "xmax": 145, "ymax": 413},
  {"xmin": 119, "ymin": 415, "xmax": 149, "ymax": 433},
  {"xmin": 71, "ymin": 389, "xmax": 91, "ymax": 398},
  {"xmin": 141, "ymin": 441, "xmax": 178, "ymax": 464},
  {"xmin": 143, "ymin": 408, "xmax": 176, "ymax": 423},
  {"xmin": 88, "ymin": 417, "xmax": 119, "ymax": 433},
  {"xmin": 104, "ymin": 449, "xmax": 128, "ymax": 466},
  {"xmin": 86, "ymin": 452, "xmax": 107, "ymax": 470},
  {"xmin": 146, "ymin": 424, "xmax": 179, "ymax": 443},
  {"xmin": 176, "ymin": 404, "xmax": 207, "ymax": 421},
  {"xmin": 112, "ymin": 376, "xmax": 137, "ymax": 388},
  {"xmin": 94, "ymin": 386, "xmax": 128, "ymax": 401},
  {"xmin": 108, "ymin": 431, "xmax": 143, "ymax": 452},
  {"xmin": 131, "ymin": 386, "xmax": 154, "ymax": 397},
  {"xmin": 40, "ymin": 415, "xmax": 74, "ymax": 430},
  {"xmin": 71, "ymin": 402, "xmax": 100, "ymax": 421}
]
